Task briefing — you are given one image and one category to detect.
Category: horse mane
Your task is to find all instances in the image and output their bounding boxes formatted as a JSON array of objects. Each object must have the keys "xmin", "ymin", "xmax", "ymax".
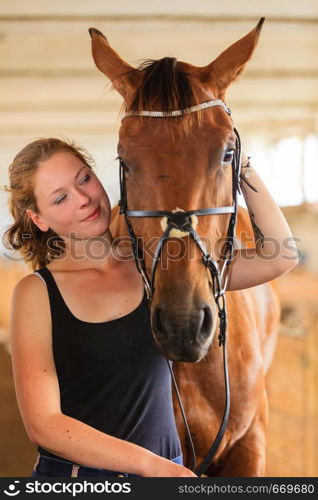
[{"xmin": 124, "ymin": 57, "xmax": 203, "ymax": 133}]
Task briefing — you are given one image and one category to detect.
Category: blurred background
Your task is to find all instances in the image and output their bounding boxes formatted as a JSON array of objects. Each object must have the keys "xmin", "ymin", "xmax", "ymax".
[{"xmin": 0, "ymin": 0, "xmax": 317, "ymax": 477}]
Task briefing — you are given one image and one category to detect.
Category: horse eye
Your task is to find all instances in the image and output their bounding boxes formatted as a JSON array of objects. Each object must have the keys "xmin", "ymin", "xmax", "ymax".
[
  {"xmin": 222, "ymin": 149, "xmax": 235, "ymax": 165},
  {"xmin": 119, "ymin": 157, "xmax": 130, "ymax": 173}
]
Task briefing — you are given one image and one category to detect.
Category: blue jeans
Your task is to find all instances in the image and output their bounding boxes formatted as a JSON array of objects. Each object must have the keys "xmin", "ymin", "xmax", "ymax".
[{"xmin": 31, "ymin": 453, "xmax": 183, "ymax": 477}]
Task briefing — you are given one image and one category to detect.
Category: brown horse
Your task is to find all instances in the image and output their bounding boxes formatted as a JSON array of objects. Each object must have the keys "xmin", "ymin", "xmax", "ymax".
[{"xmin": 89, "ymin": 19, "xmax": 280, "ymax": 476}]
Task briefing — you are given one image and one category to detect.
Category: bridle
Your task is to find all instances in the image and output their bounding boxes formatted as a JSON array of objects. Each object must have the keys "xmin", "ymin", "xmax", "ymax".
[{"xmin": 118, "ymin": 99, "xmax": 242, "ymax": 476}]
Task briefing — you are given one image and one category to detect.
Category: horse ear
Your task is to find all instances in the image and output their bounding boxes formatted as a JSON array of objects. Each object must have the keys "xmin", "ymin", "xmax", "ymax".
[
  {"xmin": 89, "ymin": 28, "xmax": 140, "ymax": 101},
  {"xmin": 202, "ymin": 18, "xmax": 265, "ymax": 99}
]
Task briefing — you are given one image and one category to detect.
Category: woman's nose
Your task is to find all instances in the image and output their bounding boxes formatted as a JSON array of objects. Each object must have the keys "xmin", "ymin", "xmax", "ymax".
[{"xmin": 77, "ymin": 190, "xmax": 91, "ymax": 208}]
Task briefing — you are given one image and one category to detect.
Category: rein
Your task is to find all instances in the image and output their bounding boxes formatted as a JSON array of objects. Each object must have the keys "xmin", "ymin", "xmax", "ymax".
[{"xmin": 119, "ymin": 99, "xmax": 242, "ymax": 476}]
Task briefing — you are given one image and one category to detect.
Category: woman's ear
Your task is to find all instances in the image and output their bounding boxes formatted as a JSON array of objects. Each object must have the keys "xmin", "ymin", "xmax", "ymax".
[{"xmin": 26, "ymin": 209, "xmax": 50, "ymax": 232}]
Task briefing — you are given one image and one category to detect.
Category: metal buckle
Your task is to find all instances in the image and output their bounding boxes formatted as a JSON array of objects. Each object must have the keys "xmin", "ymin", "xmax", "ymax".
[
  {"xmin": 33, "ymin": 453, "xmax": 40, "ymax": 472},
  {"xmin": 167, "ymin": 211, "xmax": 191, "ymax": 230},
  {"xmin": 71, "ymin": 464, "xmax": 79, "ymax": 477}
]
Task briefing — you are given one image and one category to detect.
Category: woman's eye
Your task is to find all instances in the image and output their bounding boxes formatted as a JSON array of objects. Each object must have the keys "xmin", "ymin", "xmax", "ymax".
[
  {"xmin": 80, "ymin": 174, "xmax": 90, "ymax": 184},
  {"xmin": 54, "ymin": 194, "xmax": 66, "ymax": 205},
  {"xmin": 222, "ymin": 149, "xmax": 235, "ymax": 165}
]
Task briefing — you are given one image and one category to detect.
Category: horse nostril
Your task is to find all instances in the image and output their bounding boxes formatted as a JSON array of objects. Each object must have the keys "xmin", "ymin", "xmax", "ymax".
[
  {"xmin": 198, "ymin": 306, "xmax": 213, "ymax": 340},
  {"xmin": 152, "ymin": 307, "xmax": 165, "ymax": 337}
]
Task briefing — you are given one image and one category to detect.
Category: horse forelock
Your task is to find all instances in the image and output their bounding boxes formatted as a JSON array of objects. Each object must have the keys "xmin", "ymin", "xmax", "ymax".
[{"xmin": 122, "ymin": 57, "xmax": 204, "ymax": 134}]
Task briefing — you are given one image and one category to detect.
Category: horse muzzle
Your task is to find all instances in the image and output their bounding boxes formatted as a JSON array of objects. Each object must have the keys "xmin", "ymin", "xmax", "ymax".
[{"xmin": 151, "ymin": 302, "xmax": 215, "ymax": 362}]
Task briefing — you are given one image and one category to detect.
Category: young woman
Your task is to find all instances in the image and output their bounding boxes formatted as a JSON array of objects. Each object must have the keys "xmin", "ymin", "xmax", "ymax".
[
  {"xmin": 4, "ymin": 138, "xmax": 298, "ymax": 478},
  {"xmin": 4, "ymin": 138, "xmax": 195, "ymax": 478}
]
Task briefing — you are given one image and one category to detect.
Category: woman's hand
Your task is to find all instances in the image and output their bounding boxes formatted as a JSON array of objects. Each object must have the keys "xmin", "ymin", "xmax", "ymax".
[
  {"xmin": 241, "ymin": 150, "xmax": 249, "ymax": 165},
  {"xmin": 143, "ymin": 455, "xmax": 197, "ymax": 477}
]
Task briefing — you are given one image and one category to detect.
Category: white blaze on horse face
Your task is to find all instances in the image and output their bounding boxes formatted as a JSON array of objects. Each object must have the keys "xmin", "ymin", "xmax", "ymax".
[{"xmin": 160, "ymin": 208, "xmax": 198, "ymax": 238}]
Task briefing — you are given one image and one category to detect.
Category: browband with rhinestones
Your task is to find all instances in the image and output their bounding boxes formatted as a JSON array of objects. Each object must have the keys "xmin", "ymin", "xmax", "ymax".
[{"xmin": 122, "ymin": 99, "xmax": 231, "ymax": 119}]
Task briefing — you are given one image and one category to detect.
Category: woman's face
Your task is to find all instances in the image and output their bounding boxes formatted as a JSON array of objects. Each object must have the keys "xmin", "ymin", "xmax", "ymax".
[{"xmin": 30, "ymin": 151, "xmax": 111, "ymax": 240}]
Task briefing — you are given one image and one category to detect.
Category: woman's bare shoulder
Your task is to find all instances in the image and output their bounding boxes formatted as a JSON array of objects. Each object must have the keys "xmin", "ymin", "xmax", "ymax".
[
  {"xmin": 12, "ymin": 273, "xmax": 50, "ymax": 317},
  {"xmin": 14, "ymin": 272, "xmax": 47, "ymax": 295}
]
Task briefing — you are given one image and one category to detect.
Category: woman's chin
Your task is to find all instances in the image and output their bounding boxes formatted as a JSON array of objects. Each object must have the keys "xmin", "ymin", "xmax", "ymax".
[
  {"xmin": 62, "ymin": 221, "xmax": 110, "ymax": 241},
  {"xmin": 83, "ymin": 224, "xmax": 111, "ymax": 240}
]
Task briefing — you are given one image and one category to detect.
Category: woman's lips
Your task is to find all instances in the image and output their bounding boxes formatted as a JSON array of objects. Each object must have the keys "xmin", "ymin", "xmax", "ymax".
[{"xmin": 82, "ymin": 206, "xmax": 101, "ymax": 221}]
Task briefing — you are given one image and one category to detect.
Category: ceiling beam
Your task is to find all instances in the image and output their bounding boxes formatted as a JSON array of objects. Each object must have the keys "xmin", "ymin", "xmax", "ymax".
[{"xmin": 0, "ymin": 15, "xmax": 318, "ymax": 24}]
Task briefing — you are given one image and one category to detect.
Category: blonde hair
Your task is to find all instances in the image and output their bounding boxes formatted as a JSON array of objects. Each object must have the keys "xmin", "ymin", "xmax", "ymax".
[{"xmin": 3, "ymin": 138, "xmax": 95, "ymax": 270}]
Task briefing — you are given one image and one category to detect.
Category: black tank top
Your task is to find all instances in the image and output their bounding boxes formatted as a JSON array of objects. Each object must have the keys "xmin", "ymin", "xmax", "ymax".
[{"xmin": 34, "ymin": 267, "xmax": 181, "ymax": 462}]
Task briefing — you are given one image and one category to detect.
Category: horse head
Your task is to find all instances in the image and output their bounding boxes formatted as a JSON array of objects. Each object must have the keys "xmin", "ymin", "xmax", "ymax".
[{"xmin": 89, "ymin": 20, "xmax": 264, "ymax": 362}]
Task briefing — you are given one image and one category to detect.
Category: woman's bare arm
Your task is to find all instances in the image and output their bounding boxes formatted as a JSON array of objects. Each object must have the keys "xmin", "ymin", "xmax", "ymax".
[
  {"xmin": 225, "ymin": 156, "xmax": 299, "ymax": 291},
  {"xmin": 10, "ymin": 275, "xmax": 196, "ymax": 477}
]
